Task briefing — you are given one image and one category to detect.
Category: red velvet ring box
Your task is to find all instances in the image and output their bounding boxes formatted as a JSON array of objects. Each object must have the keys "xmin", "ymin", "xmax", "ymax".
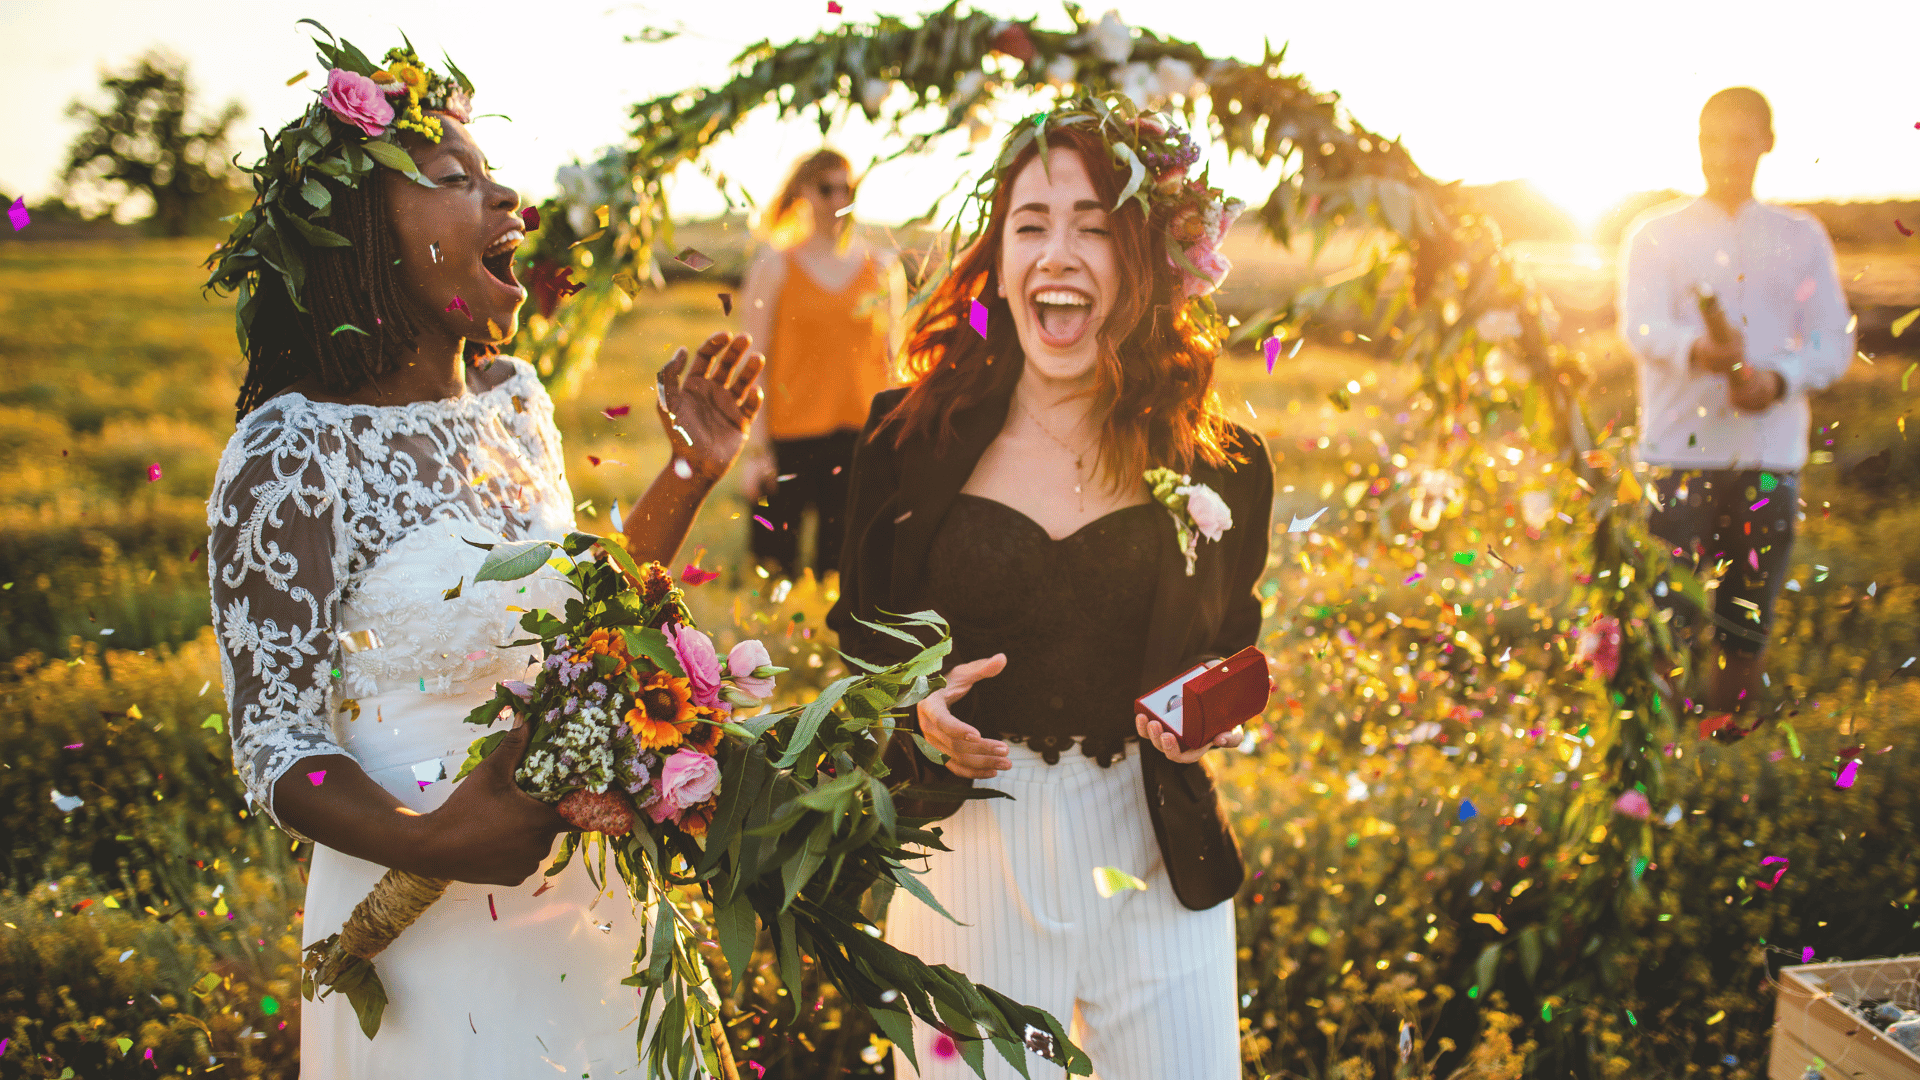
[{"xmin": 1134, "ymin": 646, "xmax": 1272, "ymax": 752}]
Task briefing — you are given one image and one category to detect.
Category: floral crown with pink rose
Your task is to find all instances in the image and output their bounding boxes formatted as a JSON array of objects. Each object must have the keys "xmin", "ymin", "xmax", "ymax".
[
  {"xmin": 203, "ymin": 19, "xmax": 479, "ymax": 353},
  {"xmin": 957, "ymin": 96, "xmax": 1244, "ymax": 305}
]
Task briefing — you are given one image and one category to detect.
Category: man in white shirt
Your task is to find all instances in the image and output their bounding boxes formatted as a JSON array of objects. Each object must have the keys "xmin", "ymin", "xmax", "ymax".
[{"xmin": 1617, "ymin": 87, "xmax": 1853, "ymax": 735}]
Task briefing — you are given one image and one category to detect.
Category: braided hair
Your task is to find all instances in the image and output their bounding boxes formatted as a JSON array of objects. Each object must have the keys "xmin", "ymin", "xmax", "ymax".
[{"xmin": 233, "ymin": 161, "xmax": 494, "ymax": 421}]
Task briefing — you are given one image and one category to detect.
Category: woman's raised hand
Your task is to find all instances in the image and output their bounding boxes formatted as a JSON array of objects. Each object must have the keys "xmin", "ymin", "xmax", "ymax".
[
  {"xmin": 656, "ymin": 332, "xmax": 765, "ymax": 484},
  {"xmin": 916, "ymin": 653, "xmax": 1011, "ymax": 779}
]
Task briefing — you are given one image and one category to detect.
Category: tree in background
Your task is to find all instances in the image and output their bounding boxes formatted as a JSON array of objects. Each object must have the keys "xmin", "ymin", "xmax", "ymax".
[{"xmin": 61, "ymin": 50, "xmax": 246, "ymax": 237}]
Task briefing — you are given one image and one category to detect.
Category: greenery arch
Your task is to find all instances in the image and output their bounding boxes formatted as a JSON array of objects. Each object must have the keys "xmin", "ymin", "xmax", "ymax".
[{"xmin": 509, "ymin": 5, "xmax": 1697, "ymax": 1072}]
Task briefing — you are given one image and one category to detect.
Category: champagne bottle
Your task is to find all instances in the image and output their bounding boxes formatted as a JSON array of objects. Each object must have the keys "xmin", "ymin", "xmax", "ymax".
[{"xmin": 1693, "ymin": 282, "xmax": 1735, "ymax": 345}]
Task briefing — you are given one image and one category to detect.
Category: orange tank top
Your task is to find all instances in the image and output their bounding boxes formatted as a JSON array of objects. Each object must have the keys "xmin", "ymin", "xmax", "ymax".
[{"xmin": 764, "ymin": 251, "xmax": 892, "ymax": 441}]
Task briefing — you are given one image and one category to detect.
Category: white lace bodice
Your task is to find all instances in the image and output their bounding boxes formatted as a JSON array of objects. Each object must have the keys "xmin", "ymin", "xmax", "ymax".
[{"xmin": 206, "ymin": 358, "xmax": 577, "ymax": 839}]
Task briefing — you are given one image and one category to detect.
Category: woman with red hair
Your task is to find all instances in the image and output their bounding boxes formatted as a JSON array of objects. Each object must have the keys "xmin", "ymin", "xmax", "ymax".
[{"xmin": 828, "ymin": 100, "xmax": 1271, "ymax": 1080}]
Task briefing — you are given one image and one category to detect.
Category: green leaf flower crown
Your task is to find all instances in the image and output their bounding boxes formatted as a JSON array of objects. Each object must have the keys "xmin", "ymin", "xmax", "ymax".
[
  {"xmin": 202, "ymin": 19, "xmax": 477, "ymax": 353},
  {"xmin": 932, "ymin": 95, "xmax": 1244, "ymax": 309}
]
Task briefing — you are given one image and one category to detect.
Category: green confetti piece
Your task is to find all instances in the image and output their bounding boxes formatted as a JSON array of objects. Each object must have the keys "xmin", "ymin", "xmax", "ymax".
[
  {"xmin": 1541, "ymin": 1002, "xmax": 1553, "ymax": 1021},
  {"xmin": 1759, "ymin": 472, "xmax": 1777, "ymax": 492},
  {"xmin": 1468, "ymin": 986, "xmax": 1480, "ymax": 999},
  {"xmin": 1904, "ymin": 363, "xmax": 1917, "ymax": 393},
  {"xmin": 1091, "ymin": 866, "xmax": 1147, "ymax": 898},
  {"xmin": 1782, "ymin": 721, "xmax": 1802, "ymax": 759},
  {"xmin": 1893, "ymin": 306, "xmax": 1920, "ymax": 339},
  {"xmin": 115, "ymin": 1037, "xmax": 132, "ymax": 1054},
  {"xmin": 261, "ymin": 995, "xmax": 279, "ymax": 1015},
  {"xmin": 1626, "ymin": 1010, "xmax": 1637, "ymax": 1026},
  {"xmin": 1453, "ymin": 551, "xmax": 1475, "ymax": 565}
]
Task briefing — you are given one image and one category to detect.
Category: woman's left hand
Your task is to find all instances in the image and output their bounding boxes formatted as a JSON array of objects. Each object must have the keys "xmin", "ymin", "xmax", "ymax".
[
  {"xmin": 657, "ymin": 331, "xmax": 765, "ymax": 483},
  {"xmin": 1135, "ymin": 714, "xmax": 1243, "ymax": 764}
]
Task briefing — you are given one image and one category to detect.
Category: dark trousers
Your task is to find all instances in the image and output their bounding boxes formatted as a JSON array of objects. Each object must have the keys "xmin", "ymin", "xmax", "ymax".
[
  {"xmin": 1646, "ymin": 468, "xmax": 1798, "ymax": 657},
  {"xmin": 750, "ymin": 429, "xmax": 859, "ymax": 576}
]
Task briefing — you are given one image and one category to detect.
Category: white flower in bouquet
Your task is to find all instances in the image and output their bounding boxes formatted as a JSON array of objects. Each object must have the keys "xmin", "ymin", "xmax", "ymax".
[
  {"xmin": 1475, "ymin": 308, "xmax": 1523, "ymax": 342},
  {"xmin": 1154, "ymin": 57, "xmax": 1199, "ymax": 101},
  {"xmin": 861, "ymin": 77, "xmax": 891, "ymax": 115},
  {"xmin": 1089, "ymin": 10, "xmax": 1134, "ymax": 64},
  {"xmin": 1045, "ymin": 54, "xmax": 1078, "ymax": 88}
]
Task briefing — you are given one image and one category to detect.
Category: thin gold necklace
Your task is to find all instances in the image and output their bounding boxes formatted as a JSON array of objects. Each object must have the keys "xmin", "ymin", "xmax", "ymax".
[{"xmin": 1018, "ymin": 397, "xmax": 1096, "ymax": 509}]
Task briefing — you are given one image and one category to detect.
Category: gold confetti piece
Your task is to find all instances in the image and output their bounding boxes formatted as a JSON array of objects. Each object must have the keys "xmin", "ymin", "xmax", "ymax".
[
  {"xmin": 611, "ymin": 271, "xmax": 641, "ymax": 298},
  {"xmin": 286, "ymin": 70, "xmax": 309, "ymax": 86},
  {"xmin": 1706, "ymin": 1010, "xmax": 1725, "ymax": 1025},
  {"xmin": 443, "ymin": 577, "xmax": 464, "ymax": 601},
  {"xmin": 595, "ymin": 204, "xmax": 610, "ymax": 228},
  {"xmin": 337, "ymin": 699, "xmax": 361, "ymax": 722},
  {"xmin": 126, "ymin": 704, "xmax": 143, "ymax": 720},
  {"xmin": 337, "ymin": 629, "xmax": 382, "ymax": 653},
  {"xmin": 569, "ymin": 228, "xmax": 606, "ymax": 247},
  {"xmin": 1472, "ymin": 913, "xmax": 1508, "ymax": 934},
  {"xmin": 1092, "ymin": 866, "xmax": 1148, "ymax": 898},
  {"xmin": 469, "ymin": 472, "xmax": 491, "ymax": 487},
  {"xmin": 674, "ymin": 247, "xmax": 714, "ymax": 272}
]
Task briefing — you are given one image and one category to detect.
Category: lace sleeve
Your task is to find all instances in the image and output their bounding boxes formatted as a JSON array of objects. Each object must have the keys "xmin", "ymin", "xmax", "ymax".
[{"xmin": 207, "ymin": 409, "xmax": 357, "ymax": 841}]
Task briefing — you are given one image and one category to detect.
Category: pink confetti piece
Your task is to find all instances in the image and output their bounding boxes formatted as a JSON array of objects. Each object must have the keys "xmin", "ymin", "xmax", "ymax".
[
  {"xmin": 968, "ymin": 298, "xmax": 990, "ymax": 337},
  {"xmin": 681, "ymin": 564, "xmax": 720, "ymax": 585},
  {"xmin": 1897, "ymin": 219, "xmax": 1912, "ymax": 238},
  {"xmin": 1754, "ymin": 856, "xmax": 1789, "ymax": 890},
  {"xmin": 146, "ymin": 462, "xmax": 163, "ymax": 483},
  {"xmin": 0, "ymin": 1037, "xmax": 7, "ymax": 1058},
  {"xmin": 753, "ymin": 514, "xmax": 774, "ymax": 531},
  {"xmin": 1263, "ymin": 335, "xmax": 1281, "ymax": 373},
  {"xmin": 1835, "ymin": 760, "xmax": 1859, "ymax": 788},
  {"xmin": 307, "ymin": 770, "xmax": 326, "ymax": 786},
  {"xmin": 444, "ymin": 296, "xmax": 472, "ymax": 318},
  {"xmin": 1749, "ymin": 549, "xmax": 1760, "ymax": 570},
  {"xmin": 519, "ymin": 206, "xmax": 540, "ymax": 232},
  {"xmin": 1802, "ymin": 946, "xmax": 1815, "ymax": 962},
  {"xmin": 932, "ymin": 1034, "xmax": 958, "ymax": 1060},
  {"xmin": 827, "ymin": 0, "xmax": 842, "ymax": 11},
  {"xmin": 1404, "ymin": 572, "xmax": 1423, "ymax": 584},
  {"xmin": 1750, "ymin": 498, "xmax": 1768, "ymax": 511},
  {"xmin": 488, "ymin": 894, "xmax": 497, "ymax": 920},
  {"xmin": 7, "ymin": 197, "xmax": 28, "ymax": 232},
  {"xmin": 748, "ymin": 1062, "xmax": 766, "ymax": 1079},
  {"xmin": 602, "ymin": 405, "xmax": 631, "ymax": 419},
  {"xmin": 1794, "ymin": 277, "xmax": 1817, "ymax": 303},
  {"xmin": 464, "ymin": 650, "xmax": 488, "ymax": 661},
  {"xmin": 64, "ymin": 743, "xmax": 83, "ymax": 750}
]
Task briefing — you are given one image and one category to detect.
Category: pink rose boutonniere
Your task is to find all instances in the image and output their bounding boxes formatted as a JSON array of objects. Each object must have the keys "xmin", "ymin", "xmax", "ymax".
[
  {"xmin": 667, "ymin": 624, "xmax": 723, "ymax": 709},
  {"xmin": 1145, "ymin": 468, "xmax": 1233, "ymax": 576},
  {"xmin": 320, "ymin": 68, "xmax": 395, "ymax": 138}
]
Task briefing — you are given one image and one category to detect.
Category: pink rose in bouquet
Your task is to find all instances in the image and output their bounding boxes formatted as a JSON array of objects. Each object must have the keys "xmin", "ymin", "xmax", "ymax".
[
  {"xmin": 320, "ymin": 69, "xmax": 395, "ymax": 137},
  {"xmin": 669, "ymin": 624, "xmax": 723, "ymax": 709},
  {"xmin": 727, "ymin": 639, "xmax": 776, "ymax": 700},
  {"xmin": 1179, "ymin": 484, "xmax": 1233, "ymax": 541},
  {"xmin": 648, "ymin": 750, "xmax": 722, "ymax": 823}
]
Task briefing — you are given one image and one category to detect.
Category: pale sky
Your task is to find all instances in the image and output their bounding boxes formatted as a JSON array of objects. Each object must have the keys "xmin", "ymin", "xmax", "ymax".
[{"xmin": 3, "ymin": 0, "xmax": 1915, "ymax": 234}]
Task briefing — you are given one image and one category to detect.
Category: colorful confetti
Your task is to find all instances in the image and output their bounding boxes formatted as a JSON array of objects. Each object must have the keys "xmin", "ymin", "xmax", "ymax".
[
  {"xmin": 827, "ymin": 0, "xmax": 843, "ymax": 11},
  {"xmin": 1753, "ymin": 856, "xmax": 1789, "ymax": 890},
  {"xmin": 307, "ymin": 770, "xmax": 326, "ymax": 786},
  {"xmin": 7, "ymin": 197, "xmax": 29, "ymax": 233},
  {"xmin": 603, "ymin": 405, "xmax": 631, "ymax": 419},
  {"xmin": 719, "ymin": 292, "xmax": 734, "ymax": 316},
  {"xmin": 1472, "ymin": 912, "xmax": 1507, "ymax": 934},
  {"xmin": 1899, "ymin": 219, "xmax": 1914, "ymax": 238},
  {"xmin": 681, "ymin": 564, "xmax": 721, "ymax": 585},
  {"xmin": 674, "ymin": 247, "xmax": 715, "ymax": 272},
  {"xmin": 968, "ymin": 297, "xmax": 990, "ymax": 338},
  {"xmin": 1835, "ymin": 760, "xmax": 1860, "ymax": 788},
  {"xmin": 146, "ymin": 463, "xmax": 162, "ymax": 483},
  {"xmin": 488, "ymin": 893, "xmax": 498, "ymax": 921},
  {"xmin": 1263, "ymin": 335, "xmax": 1281, "ymax": 373},
  {"xmin": 1092, "ymin": 865, "xmax": 1148, "ymax": 897},
  {"xmin": 753, "ymin": 514, "xmax": 775, "ymax": 531},
  {"xmin": 1458, "ymin": 798, "xmax": 1478, "ymax": 821},
  {"xmin": 519, "ymin": 206, "xmax": 540, "ymax": 232},
  {"xmin": 444, "ymin": 296, "xmax": 472, "ymax": 318},
  {"xmin": 286, "ymin": 70, "xmax": 309, "ymax": 86}
]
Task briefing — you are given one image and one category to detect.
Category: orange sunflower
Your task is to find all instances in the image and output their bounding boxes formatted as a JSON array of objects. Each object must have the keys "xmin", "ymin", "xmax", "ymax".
[
  {"xmin": 580, "ymin": 627, "xmax": 632, "ymax": 679},
  {"xmin": 682, "ymin": 707, "xmax": 726, "ymax": 755},
  {"xmin": 626, "ymin": 670, "xmax": 696, "ymax": 749}
]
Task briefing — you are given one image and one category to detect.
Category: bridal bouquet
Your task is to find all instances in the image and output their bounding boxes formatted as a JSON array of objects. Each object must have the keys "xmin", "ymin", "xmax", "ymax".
[{"xmin": 299, "ymin": 530, "xmax": 1087, "ymax": 1080}]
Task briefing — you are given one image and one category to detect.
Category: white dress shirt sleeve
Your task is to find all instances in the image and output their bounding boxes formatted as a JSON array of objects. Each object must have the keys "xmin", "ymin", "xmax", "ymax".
[
  {"xmin": 1618, "ymin": 218, "xmax": 1702, "ymax": 378},
  {"xmin": 1746, "ymin": 219, "xmax": 1854, "ymax": 401}
]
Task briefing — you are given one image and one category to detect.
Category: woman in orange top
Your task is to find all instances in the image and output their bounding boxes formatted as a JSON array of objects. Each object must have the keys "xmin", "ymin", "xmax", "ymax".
[{"xmin": 739, "ymin": 149, "xmax": 904, "ymax": 576}]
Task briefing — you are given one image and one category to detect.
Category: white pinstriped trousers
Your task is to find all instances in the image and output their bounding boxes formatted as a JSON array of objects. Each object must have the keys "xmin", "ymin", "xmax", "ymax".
[{"xmin": 886, "ymin": 742, "xmax": 1240, "ymax": 1080}]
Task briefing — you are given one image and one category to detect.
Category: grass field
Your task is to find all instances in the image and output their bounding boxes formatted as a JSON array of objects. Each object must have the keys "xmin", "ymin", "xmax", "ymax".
[{"xmin": 3, "ymin": 236, "xmax": 1918, "ymax": 1079}]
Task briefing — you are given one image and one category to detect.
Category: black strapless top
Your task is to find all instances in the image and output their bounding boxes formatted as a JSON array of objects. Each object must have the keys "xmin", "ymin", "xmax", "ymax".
[{"xmin": 923, "ymin": 493, "xmax": 1163, "ymax": 766}]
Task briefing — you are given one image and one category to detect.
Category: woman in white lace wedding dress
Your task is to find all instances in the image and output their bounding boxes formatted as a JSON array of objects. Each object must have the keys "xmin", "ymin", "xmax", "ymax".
[{"xmin": 207, "ymin": 107, "xmax": 763, "ymax": 1077}]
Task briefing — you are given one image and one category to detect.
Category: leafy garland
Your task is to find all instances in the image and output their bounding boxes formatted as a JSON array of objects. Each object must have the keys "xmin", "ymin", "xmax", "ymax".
[{"xmin": 514, "ymin": 3, "xmax": 1686, "ymax": 1069}]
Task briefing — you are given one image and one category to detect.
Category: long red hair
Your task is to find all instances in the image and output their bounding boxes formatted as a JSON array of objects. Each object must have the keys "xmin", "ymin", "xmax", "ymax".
[{"xmin": 880, "ymin": 124, "xmax": 1233, "ymax": 481}]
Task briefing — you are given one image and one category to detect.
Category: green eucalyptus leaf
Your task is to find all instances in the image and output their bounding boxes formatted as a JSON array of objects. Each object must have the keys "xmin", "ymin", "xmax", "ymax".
[
  {"xmin": 472, "ymin": 539, "xmax": 560, "ymax": 583},
  {"xmin": 363, "ymin": 138, "xmax": 424, "ymax": 179},
  {"xmin": 282, "ymin": 211, "xmax": 351, "ymax": 248}
]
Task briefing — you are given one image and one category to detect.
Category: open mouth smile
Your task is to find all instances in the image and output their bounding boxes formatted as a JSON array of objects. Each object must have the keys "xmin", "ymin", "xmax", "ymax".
[{"xmin": 1029, "ymin": 286, "xmax": 1094, "ymax": 348}]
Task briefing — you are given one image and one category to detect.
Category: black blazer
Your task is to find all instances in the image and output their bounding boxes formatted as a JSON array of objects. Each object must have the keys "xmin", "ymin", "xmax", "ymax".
[{"xmin": 827, "ymin": 384, "xmax": 1274, "ymax": 911}]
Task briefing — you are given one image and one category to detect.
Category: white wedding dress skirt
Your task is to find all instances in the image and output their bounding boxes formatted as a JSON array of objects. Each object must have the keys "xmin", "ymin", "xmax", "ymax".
[{"xmin": 299, "ymin": 524, "xmax": 654, "ymax": 1078}]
